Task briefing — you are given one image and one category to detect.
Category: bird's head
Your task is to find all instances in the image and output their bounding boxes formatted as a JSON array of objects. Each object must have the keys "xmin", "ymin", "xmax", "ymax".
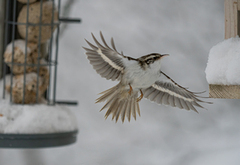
[{"xmin": 138, "ymin": 53, "xmax": 169, "ymax": 69}]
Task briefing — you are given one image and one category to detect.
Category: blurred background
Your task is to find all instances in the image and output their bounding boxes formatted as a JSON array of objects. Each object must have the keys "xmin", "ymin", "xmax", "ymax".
[{"xmin": 2, "ymin": 0, "xmax": 240, "ymax": 164}]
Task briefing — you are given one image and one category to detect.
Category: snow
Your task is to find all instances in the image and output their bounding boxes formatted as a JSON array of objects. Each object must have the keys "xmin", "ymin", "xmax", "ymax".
[
  {"xmin": 2, "ymin": 0, "xmax": 240, "ymax": 165},
  {"xmin": 0, "ymin": 100, "xmax": 78, "ymax": 134},
  {"xmin": 0, "ymin": 78, "xmax": 78, "ymax": 134},
  {"xmin": 205, "ymin": 36, "xmax": 240, "ymax": 85}
]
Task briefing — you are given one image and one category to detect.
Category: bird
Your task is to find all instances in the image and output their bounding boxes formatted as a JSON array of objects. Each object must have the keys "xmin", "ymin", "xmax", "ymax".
[{"xmin": 83, "ymin": 32, "xmax": 211, "ymax": 123}]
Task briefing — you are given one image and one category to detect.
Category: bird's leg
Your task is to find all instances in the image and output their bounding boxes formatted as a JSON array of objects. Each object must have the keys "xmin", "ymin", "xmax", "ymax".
[
  {"xmin": 128, "ymin": 84, "xmax": 133, "ymax": 95},
  {"xmin": 137, "ymin": 89, "xmax": 143, "ymax": 102}
]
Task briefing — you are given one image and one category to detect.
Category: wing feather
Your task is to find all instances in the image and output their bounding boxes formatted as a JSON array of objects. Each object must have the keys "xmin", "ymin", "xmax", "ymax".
[
  {"xmin": 111, "ymin": 37, "xmax": 118, "ymax": 52},
  {"xmin": 84, "ymin": 39, "xmax": 98, "ymax": 50},
  {"xmin": 154, "ymin": 92, "xmax": 164, "ymax": 104},
  {"xmin": 180, "ymin": 99, "xmax": 190, "ymax": 110},
  {"xmin": 143, "ymin": 71, "xmax": 211, "ymax": 112},
  {"xmin": 131, "ymin": 98, "xmax": 136, "ymax": 120},
  {"xmin": 148, "ymin": 89, "xmax": 158, "ymax": 101},
  {"xmin": 111, "ymin": 69, "xmax": 118, "ymax": 81},
  {"xmin": 162, "ymin": 93, "xmax": 169, "ymax": 105},
  {"xmin": 115, "ymin": 101, "xmax": 124, "ymax": 122},
  {"xmin": 174, "ymin": 97, "xmax": 183, "ymax": 109},
  {"xmin": 91, "ymin": 33, "xmax": 105, "ymax": 49},
  {"xmin": 168, "ymin": 95, "xmax": 175, "ymax": 107},
  {"xmin": 126, "ymin": 99, "xmax": 132, "ymax": 122},
  {"xmin": 83, "ymin": 32, "xmax": 133, "ymax": 81},
  {"xmin": 100, "ymin": 31, "xmax": 113, "ymax": 50}
]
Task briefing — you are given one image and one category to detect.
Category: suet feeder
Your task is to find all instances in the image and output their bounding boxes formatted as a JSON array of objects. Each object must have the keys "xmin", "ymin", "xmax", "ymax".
[
  {"xmin": 0, "ymin": 0, "xmax": 80, "ymax": 148},
  {"xmin": 207, "ymin": 0, "xmax": 240, "ymax": 99}
]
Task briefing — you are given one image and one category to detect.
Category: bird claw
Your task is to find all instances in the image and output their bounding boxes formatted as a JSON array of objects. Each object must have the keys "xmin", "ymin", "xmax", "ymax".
[{"xmin": 128, "ymin": 84, "xmax": 133, "ymax": 95}]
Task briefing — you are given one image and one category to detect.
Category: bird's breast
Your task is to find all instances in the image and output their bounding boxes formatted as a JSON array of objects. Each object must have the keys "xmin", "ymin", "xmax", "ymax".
[{"xmin": 122, "ymin": 63, "xmax": 160, "ymax": 89}]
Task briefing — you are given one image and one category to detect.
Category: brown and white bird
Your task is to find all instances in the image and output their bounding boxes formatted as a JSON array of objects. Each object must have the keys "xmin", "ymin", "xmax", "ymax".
[{"xmin": 83, "ymin": 32, "xmax": 210, "ymax": 123}]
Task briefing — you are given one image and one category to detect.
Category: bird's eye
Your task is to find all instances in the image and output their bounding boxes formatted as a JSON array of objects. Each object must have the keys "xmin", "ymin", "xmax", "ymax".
[{"xmin": 146, "ymin": 59, "xmax": 152, "ymax": 64}]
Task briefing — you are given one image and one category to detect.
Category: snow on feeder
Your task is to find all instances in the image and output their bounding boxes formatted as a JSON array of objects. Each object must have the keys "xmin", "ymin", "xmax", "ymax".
[
  {"xmin": 0, "ymin": 0, "xmax": 80, "ymax": 148},
  {"xmin": 206, "ymin": 0, "xmax": 240, "ymax": 99}
]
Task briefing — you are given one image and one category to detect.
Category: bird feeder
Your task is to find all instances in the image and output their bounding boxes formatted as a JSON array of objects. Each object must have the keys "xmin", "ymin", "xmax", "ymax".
[
  {"xmin": 0, "ymin": 0, "xmax": 80, "ymax": 148},
  {"xmin": 207, "ymin": 0, "xmax": 240, "ymax": 99}
]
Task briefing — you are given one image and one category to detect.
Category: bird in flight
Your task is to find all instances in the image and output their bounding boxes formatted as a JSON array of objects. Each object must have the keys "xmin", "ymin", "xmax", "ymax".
[{"xmin": 83, "ymin": 32, "xmax": 210, "ymax": 123}]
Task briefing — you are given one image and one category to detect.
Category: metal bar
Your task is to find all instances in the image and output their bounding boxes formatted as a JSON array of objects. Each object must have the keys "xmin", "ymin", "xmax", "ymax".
[
  {"xmin": 0, "ymin": 0, "xmax": 5, "ymax": 79},
  {"xmin": 3, "ymin": 0, "xmax": 10, "ymax": 99},
  {"xmin": 2, "ymin": 63, "xmax": 6, "ymax": 99},
  {"xmin": 53, "ymin": 0, "xmax": 61, "ymax": 105},
  {"xmin": 55, "ymin": 101, "xmax": 78, "ymax": 106},
  {"xmin": 22, "ymin": 0, "xmax": 31, "ymax": 104},
  {"xmin": 10, "ymin": 0, "xmax": 18, "ymax": 104},
  {"xmin": 36, "ymin": 0, "xmax": 44, "ymax": 103},
  {"xmin": 59, "ymin": 18, "xmax": 81, "ymax": 23},
  {"xmin": 47, "ymin": 0, "xmax": 56, "ymax": 105}
]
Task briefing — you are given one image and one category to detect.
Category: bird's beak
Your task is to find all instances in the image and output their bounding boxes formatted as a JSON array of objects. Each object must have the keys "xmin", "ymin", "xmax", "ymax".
[{"xmin": 161, "ymin": 54, "xmax": 169, "ymax": 58}]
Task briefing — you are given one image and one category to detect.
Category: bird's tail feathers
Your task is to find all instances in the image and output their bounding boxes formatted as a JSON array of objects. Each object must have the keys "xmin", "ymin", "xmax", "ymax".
[{"xmin": 96, "ymin": 83, "xmax": 140, "ymax": 123}]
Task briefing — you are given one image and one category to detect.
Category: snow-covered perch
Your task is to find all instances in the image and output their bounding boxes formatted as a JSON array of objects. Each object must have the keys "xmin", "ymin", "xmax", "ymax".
[
  {"xmin": 205, "ymin": 0, "xmax": 240, "ymax": 99},
  {"xmin": 205, "ymin": 37, "xmax": 240, "ymax": 98},
  {"xmin": 206, "ymin": 37, "xmax": 240, "ymax": 85}
]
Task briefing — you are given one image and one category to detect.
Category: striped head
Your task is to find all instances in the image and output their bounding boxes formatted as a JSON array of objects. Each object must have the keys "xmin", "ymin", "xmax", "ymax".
[{"xmin": 138, "ymin": 53, "xmax": 169, "ymax": 69}]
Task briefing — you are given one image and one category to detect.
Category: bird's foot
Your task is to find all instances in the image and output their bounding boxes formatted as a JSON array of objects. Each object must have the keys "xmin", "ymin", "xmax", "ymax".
[
  {"xmin": 137, "ymin": 89, "xmax": 143, "ymax": 102},
  {"xmin": 128, "ymin": 84, "xmax": 133, "ymax": 95}
]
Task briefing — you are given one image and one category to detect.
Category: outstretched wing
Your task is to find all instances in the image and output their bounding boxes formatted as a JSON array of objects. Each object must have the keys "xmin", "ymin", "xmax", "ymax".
[
  {"xmin": 142, "ymin": 71, "xmax": 211, "ymax": 112},
  {"xmin": 83, "ymin": 32, "xmax": 128, "ymax": 81}
]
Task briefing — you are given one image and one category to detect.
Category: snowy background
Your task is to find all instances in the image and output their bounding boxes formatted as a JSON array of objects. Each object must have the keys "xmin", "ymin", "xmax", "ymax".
[{"xmin": 2, "ymin": 0, "xmax": 240, "ymax": 165}]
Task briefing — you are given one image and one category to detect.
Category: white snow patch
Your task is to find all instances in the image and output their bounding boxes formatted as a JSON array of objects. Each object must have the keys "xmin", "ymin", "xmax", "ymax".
[
  {"xmin": 0, "ymin": 100, "xmax": 78, "ymax": 134},
  {"xmin": 0, "ymin": 77, "xmax": 78, "ymax": 134},
  {"xmin": 205, "ymin": 37, "xmax": 240, "ymax": 85}
]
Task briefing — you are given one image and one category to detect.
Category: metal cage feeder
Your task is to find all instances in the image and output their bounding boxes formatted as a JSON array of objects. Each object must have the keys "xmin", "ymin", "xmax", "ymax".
[{"xmin": 0, "ymin": 0, "xmax": 80, "ymax": 148}]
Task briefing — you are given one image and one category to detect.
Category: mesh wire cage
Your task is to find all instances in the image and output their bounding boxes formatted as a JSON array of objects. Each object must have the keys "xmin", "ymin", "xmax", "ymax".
[{"xmin": 0, "ymin": 0, "xmax": 80, "ymax": 148}]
